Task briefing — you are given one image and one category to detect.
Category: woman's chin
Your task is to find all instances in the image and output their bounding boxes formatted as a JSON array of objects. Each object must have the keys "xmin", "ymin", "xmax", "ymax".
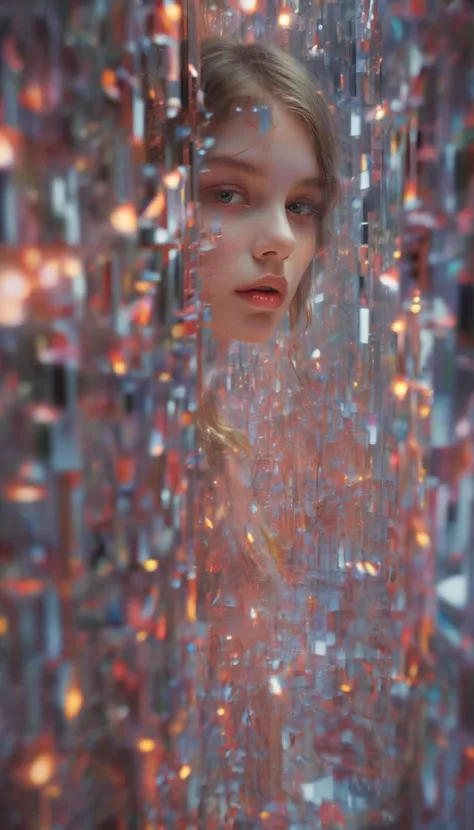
[{"xmin": 211, "ymin": 314, "xmax": 278, "ymax": 344}]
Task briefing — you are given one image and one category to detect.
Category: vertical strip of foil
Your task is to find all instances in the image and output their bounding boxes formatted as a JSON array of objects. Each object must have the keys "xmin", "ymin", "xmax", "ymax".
[
  {"xmin": 199, "ymin": 1, "xmax": 403, "ymax": 826},
  {"xmin": 0, "ymin": 1, "xmax": 200, "ymax": 827},
  {"xmin": 382, "ymin": 0, "xmax": 474, "ymax": 827}
]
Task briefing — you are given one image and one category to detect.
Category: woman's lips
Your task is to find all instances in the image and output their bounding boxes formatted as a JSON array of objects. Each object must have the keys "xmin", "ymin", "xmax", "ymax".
[
  {"xmin": 234, "ymin": 275, "xmax": 287, "ymax": 310},
  {"xmin": 235, "ymin": 289, "xmax": 284, "ymax": 310}
]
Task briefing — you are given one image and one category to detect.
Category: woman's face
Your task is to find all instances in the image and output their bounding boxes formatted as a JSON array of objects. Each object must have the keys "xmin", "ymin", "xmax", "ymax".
[{"xmin": 199, "ymin": 103, "xmax": 325, "ymax": 343}]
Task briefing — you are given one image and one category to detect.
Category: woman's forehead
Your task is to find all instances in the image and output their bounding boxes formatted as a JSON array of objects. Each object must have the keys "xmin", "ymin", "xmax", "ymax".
[{"xmin": 207, "ymin": 105, "xmax": 321, "ymax": 180}]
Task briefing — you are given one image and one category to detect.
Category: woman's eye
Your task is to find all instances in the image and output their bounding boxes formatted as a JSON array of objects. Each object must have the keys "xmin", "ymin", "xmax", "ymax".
[
  {"xmin": 288, "ymin": 201, "xmax": 319, "ymax": 217},
  {"xmin": 214, "ymin": 189, "xmax": 246, "ymax": 205}
]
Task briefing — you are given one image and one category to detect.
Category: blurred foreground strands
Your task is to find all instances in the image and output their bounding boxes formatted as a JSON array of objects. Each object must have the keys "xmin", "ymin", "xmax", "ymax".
[
  {"xmin": 383, "ymin": 0, "xmax": 474, "ymax": 828},
  {"xmin": 0, "ymin": 1, "xmax": 201, "ymax": 827}
]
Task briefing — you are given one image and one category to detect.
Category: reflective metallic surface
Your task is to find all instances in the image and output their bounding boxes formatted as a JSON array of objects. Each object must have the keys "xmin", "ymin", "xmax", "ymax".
[
  {"xmin": 0, "ymin": 0, "xmax": 472, "ymax": 827},
  {"xmin": 0, "ymin": 1, "xmax": 200, "ymax": 826}
]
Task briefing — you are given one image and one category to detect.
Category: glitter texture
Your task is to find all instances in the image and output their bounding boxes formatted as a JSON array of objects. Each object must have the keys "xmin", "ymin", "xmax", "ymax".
[
  {"xmin": 383, "ymin": 1, "xmax": 474, "ymax": 828},
  {"xmin": 1, "ymin": 0, "xmax": 473, "ymax": 827},
  {"xmin": 198, "ymin": 2, "xmax": 401, "ymax": 827},
  {"xmin": 0, "ymin": 2, "xmax": 200, "ymax": 827}
]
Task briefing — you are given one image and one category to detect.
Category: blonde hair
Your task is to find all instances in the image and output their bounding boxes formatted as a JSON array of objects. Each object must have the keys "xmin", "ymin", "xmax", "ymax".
[{"xmin": 199, "ymin": 39, "xmax": 340, "ymax": 586}]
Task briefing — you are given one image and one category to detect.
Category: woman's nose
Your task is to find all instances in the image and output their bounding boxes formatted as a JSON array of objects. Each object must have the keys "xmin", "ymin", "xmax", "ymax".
[{"xmin": 251, "ymin": 209, "xmax": 296, "ymax": 263}]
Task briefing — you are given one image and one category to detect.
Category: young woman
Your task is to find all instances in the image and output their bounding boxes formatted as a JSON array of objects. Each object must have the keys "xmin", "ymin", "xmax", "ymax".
[
  {"xmin": 199, "ymin": 37, "xmax": 339, "ymax": 345},
  {"xmin": 197, "ymin": 38, "xmax": 340, "ymax": 826}
]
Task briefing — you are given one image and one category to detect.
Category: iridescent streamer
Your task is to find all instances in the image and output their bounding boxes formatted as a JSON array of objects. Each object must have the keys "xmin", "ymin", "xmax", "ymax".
[
  {"xmin": 199, "ymin": 1, "xmax": 402, "ymax": 826},
  {"xmin": 0, "ymin": 2, "xmax": 200, "ymax": 827},
  {"xmin": 383, "ymin": 1, "xmax": 474, "ymax": 828}
]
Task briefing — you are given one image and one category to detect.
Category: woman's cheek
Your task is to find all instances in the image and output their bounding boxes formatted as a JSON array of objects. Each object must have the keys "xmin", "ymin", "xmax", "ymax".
[
  {"xmin": 297, "ymin": 224, "xmax": 317, "ymax": 260},
  {"xmin": 199, "ymin": 260, "xmax": 214, "ymax": 304},
  {"xmin": 199, "ymin": 248, "xmax": 224, "ymax": 304}
]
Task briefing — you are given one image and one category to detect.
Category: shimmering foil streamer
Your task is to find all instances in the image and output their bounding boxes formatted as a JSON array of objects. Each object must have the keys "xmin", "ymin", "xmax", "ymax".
[
  {"xmin": 199, "ymin": 2, "xmax": 402, "ymax": 828},
  {"xmin": 2, "ymin": 0, "xmax": 470, "ymax": 826},
  {"xmin": 382, "ymin": 2, "xmax": 474, "ymax": 828},
  {"xmin": 0, "ymin": 2, "xmax": 200, "ymax": 827}
]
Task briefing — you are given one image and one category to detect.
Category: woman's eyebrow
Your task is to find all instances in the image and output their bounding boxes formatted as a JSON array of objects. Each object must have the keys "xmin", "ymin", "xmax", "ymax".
[
  {"xmin": 202, "ymin": 157, "xmax": 327, "ymax": 195},
  {"xmin": 297, "ymin": 176, "xmax": 327, "ymax": 194},
  {"xmin": 202, "ymin": 156, "xmax": 262, "ymax": 176}
]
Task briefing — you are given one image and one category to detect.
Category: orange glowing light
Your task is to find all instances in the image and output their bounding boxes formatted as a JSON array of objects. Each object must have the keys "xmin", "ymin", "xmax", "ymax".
[
  {"xmin": 2, "ymin": 578, "xmax": 44, "ymax": 597},
  {"xmin": 157, "ymin": 616, "xmax": 167, "ymax": 641},
  {"xmin": 143, "ymin": 559, "xmax": 159, "ymax": 572},
  {"xmin": 75, "ymin": 157, "xmax": 88, "ymax": 173},
  {"xmin": 0, "ymin": 616, "xmax": 8, "ymax": 636},
  {"xmin": 4, "ymin": 482, "xmax": 46, "ymax": 503},
  {"xmin": 340, "ymin": 683, "xmax": 352, "ymax": 693},
  {"xmin": 392, "ymin": 378, "xmax": 409, "ymax": 400},
  {"xmin": 135, "ymin": 280, "xmax": 152, "ymax": 294},
  {"xmin": 163, "ymin": 170, "xmax": 181, "ymax": 189},
  {"xmin": 113, "ymin": 359, "xmax": 127, "ymax": 376},
  {"xmin": 239, "ymin": 0, "xmax": 258, "ymax": 10},
  {"xmin": 205, "ymin": 517, "xmax": 214, "ymax": 529},
  {"xmin": 420, "ymin": 405, "xmax": 430, "ymax": 418},
  {"xmin": 171, "ymin": 323, "xmax": 185, "ymax": 338},
  {"xmin": 0, "ymin": 131, "xmax": 15, "ymax": 168},
  {"xmin": 110, "ymin": 203, "xmax": 138, "ymax": 235},
  {"xmin": 179, "ymin": 764, "xmax": 192, "ymax": 780},
  {"xmin": 409, "ymin": 662, "xmax": 419, "ymax": 680},
  {"xmin": 391, "ymin": 319, "xmax": 405, "ymax": 334},
  {"xmin": 136, "ymin": 631, "xmax": 147, "ymax": 642},
  {"xmin": 0, "ymin": 269, "xmax": 31, "ymax": 326},
  {"xmin": 416, "ymin": 531, "xmax": 430, "ymax": 548},
  {"xmin": 101, "ymin": 70, "xmax": 120, "ymax": 99},
  {"xmin": 404, "ymin": 180, "xmax": 417, "ymax": 205},
  {"xmin": 64, "ymin": 686, "xmax": 83, "ymax": 720},
  {"xmin": 150, "ymin": 440, "xmax": 164, "ymax": 457},
  {"xmin": 217, "ymin": 707, "xmax": 225, "ymax": 716},
  {"xmin": 143, "ymin": 191, "xmax": 165, "ymax": 219},
  {"xmin": 23, "ymin": 248, "xmax": 42, "ymax": 270},
  {"xmin": 133, "ymin": 298, "xmax": 152, "ymax": 326},
  {"xmin": 187, "ymin": 592, "xmax": 196, "ymax": 623},
  {"xmin": 63, "ymin": 257, "xmax": 82, "ymax": 279},
  {"xmin": 138, "ymin": 738, "xmax": 156, "ymax": 753},
  {"xmin": 165, "ymin": 2, "xmax": 182, "ymax": 21},
  {"xmin": 101, "ymin": 69, "xmax": 116, "ymax": 88},
  {"xmin": 278, "ymin": 11, "xmax": 291, "ymax": 26},
  {"xmin": 29, "ymin": 753, "xmax": 54, "ymax": 787},
  {"xmin": 22, "ymin": 83, "xmax": 45, "ymax": 114},
  {"xmin": 246, "ymin": 531, "xmax": 255, "ymax": 544}
]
